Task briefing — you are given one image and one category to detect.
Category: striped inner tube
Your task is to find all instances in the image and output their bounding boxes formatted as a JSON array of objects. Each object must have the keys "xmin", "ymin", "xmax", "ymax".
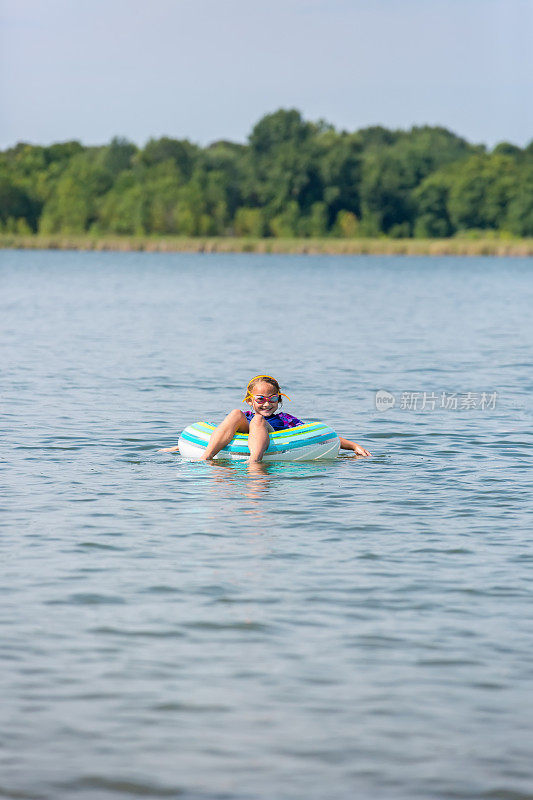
[{"xmin": 180, "ymin": 421, "xmax": 338, "ymax": 455}]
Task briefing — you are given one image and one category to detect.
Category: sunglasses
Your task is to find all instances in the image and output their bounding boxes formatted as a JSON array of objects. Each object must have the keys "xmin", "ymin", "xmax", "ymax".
[{"xmin": 252, "ymin": 394, "xmax": 279, "ymax": 404}]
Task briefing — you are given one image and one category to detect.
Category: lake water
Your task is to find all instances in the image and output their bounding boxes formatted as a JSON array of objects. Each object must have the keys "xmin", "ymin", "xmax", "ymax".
[{"xmin": 1, "ymin": 250, "xmax": 532, "ymax": 800}]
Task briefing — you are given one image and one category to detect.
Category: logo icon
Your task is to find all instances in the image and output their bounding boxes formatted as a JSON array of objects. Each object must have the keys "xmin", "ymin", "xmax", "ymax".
[{"xmin": 375, "ymin": 390, "xmax": 395, "ymax": 412}]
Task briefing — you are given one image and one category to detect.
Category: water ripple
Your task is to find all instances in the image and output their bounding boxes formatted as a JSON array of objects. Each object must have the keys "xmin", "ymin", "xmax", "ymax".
[{"xmin": 2, "ymin": 251, "xmax": 532, "ymax": 800}]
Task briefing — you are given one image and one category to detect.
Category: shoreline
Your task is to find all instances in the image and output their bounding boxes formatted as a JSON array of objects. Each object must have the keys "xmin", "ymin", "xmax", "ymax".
[{"xmin": 2, "ymin": 234, "xmax": 533, "ymax": 257}]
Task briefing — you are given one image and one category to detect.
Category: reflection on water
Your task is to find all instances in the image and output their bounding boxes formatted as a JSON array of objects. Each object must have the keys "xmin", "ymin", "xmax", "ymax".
[
  {"xmin": 1, "ymin": 250, "xmax": 532, "ymax": 800},
  {"xmin": 204, "ymin": 459, "xmax": 333, "ymax": 519},
  {"xmin": 207, "ymin": 461, "xmax": 271, "ymax": 518}
]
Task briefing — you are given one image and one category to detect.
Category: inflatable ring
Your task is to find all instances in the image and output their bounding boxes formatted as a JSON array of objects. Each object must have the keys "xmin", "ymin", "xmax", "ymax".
[{"xmin": 178, "ymin": 421, "xmax": 340, "ymax": 461}]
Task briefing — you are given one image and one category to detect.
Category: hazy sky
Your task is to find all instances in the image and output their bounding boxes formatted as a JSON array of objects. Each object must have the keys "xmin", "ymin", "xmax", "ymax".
[{"xmin": 1, "ymin": 0, "xmax": 532, "ymax": 150}]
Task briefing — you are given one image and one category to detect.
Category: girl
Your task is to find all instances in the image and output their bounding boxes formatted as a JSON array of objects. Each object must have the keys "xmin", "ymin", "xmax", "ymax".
[{"xmin": 161, "ymin": 374, "xmax": 371, "ymax": 462}]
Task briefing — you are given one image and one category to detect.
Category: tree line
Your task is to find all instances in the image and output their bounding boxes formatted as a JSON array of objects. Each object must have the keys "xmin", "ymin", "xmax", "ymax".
[{"xmin": 1, "ymin": 109, "xmax": 532, "ymax": 238}]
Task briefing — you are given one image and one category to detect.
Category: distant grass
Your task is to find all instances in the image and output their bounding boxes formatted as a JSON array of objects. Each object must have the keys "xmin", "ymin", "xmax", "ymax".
[{"xmin": 2, "ymin": 233, "xmax": 533, "ymax": 256}]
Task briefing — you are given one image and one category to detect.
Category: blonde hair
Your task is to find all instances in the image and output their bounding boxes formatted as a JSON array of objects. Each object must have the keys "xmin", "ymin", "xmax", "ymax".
[{"xmin": 242, "ymin": 374, "xmax": 291, "ymax": 403}]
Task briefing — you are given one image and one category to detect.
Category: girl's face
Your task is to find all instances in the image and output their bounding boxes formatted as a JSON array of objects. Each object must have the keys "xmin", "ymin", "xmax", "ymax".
[{"xmin": 247, "ymin": 381, "xmax": 280, "ymax": 416}]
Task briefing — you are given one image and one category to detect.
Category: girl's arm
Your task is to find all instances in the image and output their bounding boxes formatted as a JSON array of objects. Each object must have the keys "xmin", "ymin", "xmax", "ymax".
[
  {"xmin": 339, "ymin": 436, "xmax": 371, "ymax": 457},
  {"xmin": 158, "ymin": 445, "xmax": 180, "ymax": 452}
]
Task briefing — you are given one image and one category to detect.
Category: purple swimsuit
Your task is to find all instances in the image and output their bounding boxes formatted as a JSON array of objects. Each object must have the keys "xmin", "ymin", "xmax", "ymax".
[{"xmin": 244, "ymin": 411, "xmax": 304, "ymax": 431}]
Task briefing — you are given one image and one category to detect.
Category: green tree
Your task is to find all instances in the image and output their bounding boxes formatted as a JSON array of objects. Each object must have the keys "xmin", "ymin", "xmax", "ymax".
[
  {"xmin": 270, "ymin": 201, "xmax": 301, "ymax": 237},
  {"xmin": 234, "ymin": 207, "xmax": 265, "ymax": 237},
  {"xmin": 333, "ymin": 210, "xmax": 359, "ymax": 238},
  {"xmin": 413, "ymin": 173, "xmax": 454, "ymax": 237},
  {"xmin": 306, "ymin": 202, "xmax": 328, "ymax": 237},
  {"xmin": 40, "ymin": 153, "xmax": 112, "ymax": 233},
  {"xmin": 1, "ymin": 111, "xmax": 531, "ymax": 241},
  {"xmin": 0, "ymin": 177, "xmax": 41, "ymax": 231},
  {"xmin": 97, "ymin": 172, "xmax": 148, "ymax": 235},
  {"xmin": 492, "ymin": 142, "xmax": 522, "ymax": 159},
  {"xmin": 98, "ymin": 137, "xmax": 137, "ymax": 177},
  {"xmin": 447, "ymin": 154, "xmax": 518, "ymax": 231},
  {"xmin": 505, "ymin": 164, "xmax": 533, "ymax": 236},
  {"xmin": 141, "ymin": 137, "xmax": 198, "ymax": 180},
  {"xmin": 143, "ymin": 161, "xmax": 183, "ymax": 234},
  {"xmin": 245, "ymin": 109, "xmax": 323, "ymax": 220},
  {"xmin": 359, "ymin": 151, "xmax": 413, "ymax": 235},
  {"xmin": 357, "ymin": 126, "xmax": 399, "ymax": 149},
  {"xmin": 203, "ymin": 141, "xmax": 245, "ymax": 219},
  {"xmin": 318, "ymin": 131, "xmax": 362, "ymax": 226}
]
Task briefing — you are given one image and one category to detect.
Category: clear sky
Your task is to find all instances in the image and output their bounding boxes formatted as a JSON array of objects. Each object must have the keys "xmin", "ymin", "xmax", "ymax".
[{"xmin": 1, "ymin": 0, "xmax": 532, "ymax": 150}]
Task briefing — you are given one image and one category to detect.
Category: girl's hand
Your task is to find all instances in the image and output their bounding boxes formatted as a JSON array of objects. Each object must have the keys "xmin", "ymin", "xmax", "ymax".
[
  {"xmin": 352, "ymin": 443, "xmax": 371, "ymax": 457},
  {"xmin": 158, "ymin": 446, "xmax": 180, "ymax": 453},
  {"xmin": 339, "ymin": 437, "xmax": 371, "ymax": 457}
]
